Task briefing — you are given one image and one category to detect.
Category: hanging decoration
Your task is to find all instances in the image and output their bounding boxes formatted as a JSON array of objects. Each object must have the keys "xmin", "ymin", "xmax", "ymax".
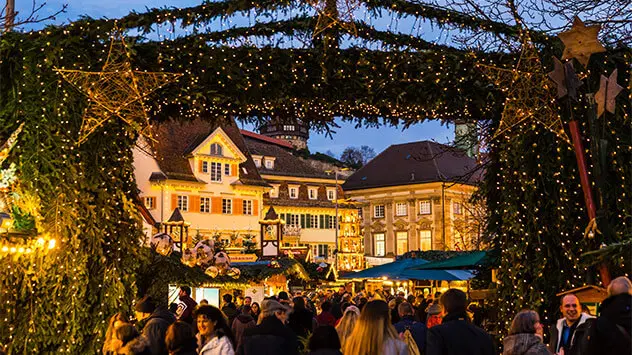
[
  {"xmin": 547, "ymin": 57, "xmax": 583, "ymax": 100},
  {"xmin": 557, "ymin": 17, "xmax": 606, "ymax": 67},
  {"xmin": 309, "ymin": 0, "xmax": 359, "ymax": 37},
  {"xmin": 54, "ymin": 30, "xmax": 182, "ymax": 145},
  {"xmin": 594, "ymin": 69, "xmax": 624, "ymax": 117},
  {"xmin": 150, "ymin": 233, "xmax": 174, "ymax": 256},
  {"xmin": 477, "ymin": 40, "xmax": 571, "ymax": 143}
]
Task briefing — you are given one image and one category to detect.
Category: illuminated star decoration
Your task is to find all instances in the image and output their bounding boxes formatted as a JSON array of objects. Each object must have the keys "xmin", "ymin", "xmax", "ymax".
[
  {"xmin": 547, "ymin": 57, "xmax": 583, "ymax": 100},
  {"xmin": 54, "ymin": 32, "xmax": 182, "ymax": 145},
  {"xmin": 594, "ymin": 69, "xmax": 624, "ymax": 117},
  {"xmin": 310, "ymin": 0, "xmax": 359, "ymax": 38},
  {"xmin": 0, "ymin": 122, "xmax": 25, "ymax": 164},
  {"xmin": 478, "ymin": 41, "xmax": 571, "ymax": 144},
  {"xmin": 558, "ymin": 17, "xmax": 606, "ymax": 67}
]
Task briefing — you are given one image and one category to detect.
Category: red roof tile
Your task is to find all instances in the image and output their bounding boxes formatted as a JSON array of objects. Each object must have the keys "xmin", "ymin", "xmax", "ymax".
[{"xmin": 240, "ymin": 129, "xmax": 294, "ymax": 149}]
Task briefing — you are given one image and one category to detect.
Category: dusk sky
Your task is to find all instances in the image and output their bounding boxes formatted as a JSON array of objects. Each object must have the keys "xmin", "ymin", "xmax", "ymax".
[{"xmin": 17, "ymin": 0, "xmax": 455, "ymax": 156}]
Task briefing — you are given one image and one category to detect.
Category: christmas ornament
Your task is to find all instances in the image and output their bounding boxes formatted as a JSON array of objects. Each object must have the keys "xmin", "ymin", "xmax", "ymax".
[
  {"xmin": 547, "ymin": 57, "xmax": 583, "ymax": 100},
  {"xmin": 478, "ymin": 41, "xmax": 570, "ymax": 143},
  {"xmin": 194, "ymin": 240, "xmax": 214, "ymax": 266},
  {"xmin": 594, "ymin": 69, "xmax": 624, "ymax": 117},
  {"xmin": 558, "ymin": 17, "xmax": 606, "ymax": 67},
  {"xmin": 150, "ymin": 233, "xmax": 174, "ymax": 256},
  {"xmin": 182, "ymin": 248, "xmax": 197, "ymax": 267},
  {"xmin": 205, "ymin": 265, "xmax": 219, "ymax": 278},
  {"xmin": 54, "ymin": 31, "xmax": 182, "ymax": 145},
  {"xmin": 309, "ymin": 0, "xmax": 359, "ymax": 38}
]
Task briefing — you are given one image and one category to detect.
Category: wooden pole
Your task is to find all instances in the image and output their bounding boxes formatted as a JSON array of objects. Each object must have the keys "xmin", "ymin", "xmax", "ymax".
[{"xmin": 5, "ymin": 0, "xmax": 15, "ymax": 31}]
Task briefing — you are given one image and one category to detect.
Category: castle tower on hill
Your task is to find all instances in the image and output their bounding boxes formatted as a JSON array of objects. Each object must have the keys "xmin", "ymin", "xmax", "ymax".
[{"xmin": 258, "ymin": 119, "xmax": 309, "ymax": 150}]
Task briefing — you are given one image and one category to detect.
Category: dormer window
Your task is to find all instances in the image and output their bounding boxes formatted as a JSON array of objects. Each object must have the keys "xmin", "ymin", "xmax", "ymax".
[
  {"xmin": 283, "ymin": 125, "xmax": 295, "ymax": 131},
  {"xmin": 210, "ymin": 143, "xmax": 223, "ymax": 156},
  {"xmin": 253, "ymin": 158, "xmax": 262, "ymax": 167},
  {"xmin": 265, "ymin": 159, "xmax": 274, "ymax": 169}
]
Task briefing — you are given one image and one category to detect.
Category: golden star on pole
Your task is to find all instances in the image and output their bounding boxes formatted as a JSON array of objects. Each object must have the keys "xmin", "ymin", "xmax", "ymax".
[
  {"xmin": 477, "ymin": 41, "xmax": 570, "ymax": 144},
  {"xmin": 558, "ymin": 17, "xmax": 606, "ymax": 67},
  {"xmin": 309, "ymin": 0, "xmax": 359, "ymax": 38},
  {"xmin": 54, "ymin": 33, "xmax": 182, "ymax": 145}
]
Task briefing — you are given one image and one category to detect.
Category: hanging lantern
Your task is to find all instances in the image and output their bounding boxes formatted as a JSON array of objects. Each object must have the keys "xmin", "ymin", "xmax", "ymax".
[
  {"xmin": 150, "ymin": 233, "xmax": 174, "ymax": 256},
  {"xmin": 182, "ymin": 248, "xmax": 197, "ymax": 267},
  {"xmin": 194, "ymin": 240, "xmax": 214, "ymax": 266}
]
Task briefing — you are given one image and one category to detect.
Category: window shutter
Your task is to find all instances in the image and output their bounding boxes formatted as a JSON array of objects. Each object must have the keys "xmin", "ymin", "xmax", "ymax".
[
  {"xmin": 171, "ymin": 194, "xmax": 178, "ymax": 210},
  {"xmin": 198, "ymin": 161, "xmax": 204, "ymax": 172},
  {"xmin": 306, "ymin": 214, "xmax": 311, "ymax": 228},
  {"xmin": 190, "ymin": 196, "xmax": 200, "ymax": 213},
  {"xmin": 211, "ymin": 197, "xmax": 222, "ymax": 214},
  {"xmin": 231, "ymin": 164, "xmax": 238, "ymax": 176},
  {"xmin": 253, "ymin": 200, "xmax": 258, "ymax": 216},
  {"xmin": 300, "ymin": 214, "xmax": 306, "ymax": 228},
  {"xmin": 319, "ymin": 215, "xmax": 325, "ymax": 229},
  {"xmin": 324, "ymin": 216, "xmax": 330, "ymax": 229},
  {"xmin": 280, "ymin": 213, "xmax": 286, "ymax": 222},
  {"xmin": 234, "ymin": 198, "xmax": 243, "ymax": 214}
]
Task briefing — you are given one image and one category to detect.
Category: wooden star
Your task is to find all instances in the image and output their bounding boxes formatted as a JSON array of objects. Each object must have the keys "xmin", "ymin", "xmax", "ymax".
[
  {"xmin": 478, "ymin": 42, "xmax": 570, "ymax": 144},
  {"xmin": 547, "ymin": 57, "xmax": 583, "ymax": 100},
  {"xmin": 558, "ymin": 17, "xmax": 606, "ymax": 67},
  {"xmin": 55, "ymin": 33, "xmax": 182, "ymax": 144},
  {"xmin": 594, "ymin": 69, "xmax": 624, "ymax": 117}
]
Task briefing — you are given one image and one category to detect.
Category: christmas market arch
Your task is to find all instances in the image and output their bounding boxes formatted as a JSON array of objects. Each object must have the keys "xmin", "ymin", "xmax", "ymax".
[{"xmin": 0, "ymin": 0, "xmax": 630, "ymax": 352}]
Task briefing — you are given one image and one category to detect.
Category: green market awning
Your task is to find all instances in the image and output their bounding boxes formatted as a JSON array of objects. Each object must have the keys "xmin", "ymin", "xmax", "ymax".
[
  {"xmin": 412, "ymin": 251, "xmax": 494, "ymax": 270},
  {"xmin": 339, "ymin": 258, "xmax": 430, "ymax": 280}
]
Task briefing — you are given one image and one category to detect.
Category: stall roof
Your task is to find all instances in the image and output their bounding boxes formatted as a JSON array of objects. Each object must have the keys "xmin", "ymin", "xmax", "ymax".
[
  {"xmin": 339, "ymin": 258, "xmax": 429, "ymax": 280},
  {"xmin": 413, "ymin": 251, "xmax": 492, "ymax": 270},
  {"xmin": 399, "ymin": 269, "xmax": 476, "ymax": 281}
]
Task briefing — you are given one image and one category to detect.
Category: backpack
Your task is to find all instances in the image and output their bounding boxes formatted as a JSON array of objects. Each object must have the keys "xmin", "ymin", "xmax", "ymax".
[{"xmin": 399, "ymin": 325, "xmax": 421, "ymax": 355}]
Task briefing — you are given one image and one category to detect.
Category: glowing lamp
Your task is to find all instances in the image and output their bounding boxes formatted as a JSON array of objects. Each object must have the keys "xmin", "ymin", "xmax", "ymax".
[{"xmin": 0, "ymin": 211, "xmax": 13, "ymax": 231}]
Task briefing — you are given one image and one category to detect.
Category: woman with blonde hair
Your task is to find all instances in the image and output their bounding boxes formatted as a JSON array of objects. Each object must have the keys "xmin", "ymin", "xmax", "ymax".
[
  {"xmin": 343, "ymin": 300, "xmax": 408, "ymax": 355},
  {"xmin": 335, "ymin": 305, "xmax": 360, "ymax": 349}
]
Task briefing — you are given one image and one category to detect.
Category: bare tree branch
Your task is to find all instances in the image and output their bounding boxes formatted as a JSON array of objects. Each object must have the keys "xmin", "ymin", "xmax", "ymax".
[{"xmin": 0, "ymin": 0, "xmax": 67, "ymax": 32}]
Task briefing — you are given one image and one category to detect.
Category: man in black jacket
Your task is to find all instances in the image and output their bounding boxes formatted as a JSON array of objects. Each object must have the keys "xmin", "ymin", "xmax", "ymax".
[
  {"xmin": 222, "ymin": 293, "xmax": 240, "ymax": 327},
  {"xmin": 237, "ymin": 299, "xmax": 299, "ymax": 355},
  {"xmin": 426, "ymin": 289, "xmax": 495, "ymax": 355},
  {"xmin": 576, "ymin": 276, "xmax": 632, "ymax": 355},
  {"xmin": 135, "ymin": 295, "xmax": 176, "ymax": 355}
]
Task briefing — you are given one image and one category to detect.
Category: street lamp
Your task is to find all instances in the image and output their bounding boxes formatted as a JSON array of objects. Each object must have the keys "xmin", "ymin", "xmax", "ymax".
[{"xmin": 326, "ymin": 167, "xmax": 350, "ymax": 271}]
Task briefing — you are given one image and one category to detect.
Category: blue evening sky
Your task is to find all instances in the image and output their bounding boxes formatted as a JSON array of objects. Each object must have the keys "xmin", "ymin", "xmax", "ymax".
[{"xmin": 16, "ymin": 0, "xmax": 455, "ymax": 156}]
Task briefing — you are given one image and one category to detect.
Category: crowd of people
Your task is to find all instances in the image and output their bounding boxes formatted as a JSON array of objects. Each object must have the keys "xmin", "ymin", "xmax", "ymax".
[{"xmin": 101, "ymin": 276, "xmax": 632, "ymax": 355}]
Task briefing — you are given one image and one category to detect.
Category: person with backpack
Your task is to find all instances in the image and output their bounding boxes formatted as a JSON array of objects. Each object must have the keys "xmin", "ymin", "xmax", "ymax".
[{"xmin": 394, "ymin": 302, "xmax": 426, "ymax": 355}]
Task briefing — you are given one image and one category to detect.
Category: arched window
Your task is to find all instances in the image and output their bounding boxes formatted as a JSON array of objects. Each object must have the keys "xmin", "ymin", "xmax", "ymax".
[{"xmin": 210, "ymin": 143, "xmax": 223, "ymax": 156}]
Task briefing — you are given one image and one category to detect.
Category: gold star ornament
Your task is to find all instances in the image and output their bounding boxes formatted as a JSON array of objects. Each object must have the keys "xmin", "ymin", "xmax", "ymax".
[
  {"xmin": 478, "ymin": 41, "xmax": 570, "ymax": 144},
  {"xmin": 558, "ymin": 17, "xmax": 606, "ymax": 67},
  {"xmin": 55, "ymin": 33, "xmax": 182, "ymax": 145},
  {"xmin": 594, "ymin": 69, "xmax": 624, "ymax": 117},
  {"xmin": 309, "ymin": 0, "xmax": 359, "ymax": 38}
]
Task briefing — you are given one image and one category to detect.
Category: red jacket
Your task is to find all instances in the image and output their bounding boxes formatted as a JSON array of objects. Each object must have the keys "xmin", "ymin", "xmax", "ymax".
[{"xmin": 316, "ymin": 311, "xmax": 337, "ymax": 327}]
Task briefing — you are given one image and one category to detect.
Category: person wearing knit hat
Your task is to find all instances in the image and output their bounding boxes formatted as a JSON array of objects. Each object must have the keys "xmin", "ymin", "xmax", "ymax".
[
  {"xmin": 134, "ymin": 295, "xmax": 176, "ymax": 355},
  {"xmin": 237, "ymin": 299, "xmax": 299, "ymax": 355},
  {"xmin": 426, "ymin": 302, "xmax": 443, "ymax": 329}
]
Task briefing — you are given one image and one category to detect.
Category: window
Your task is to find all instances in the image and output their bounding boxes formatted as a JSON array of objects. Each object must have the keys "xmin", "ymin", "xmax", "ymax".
[
  {"xmin": 210, "ymin": 143, "xmax": 223, "ymax": 156},
  {"xmin": 210, "ymin": 162, "xmax": 222, "ymax": 182},
  {"xmin": 253, "ymin": 158, "xmax": 261, "ymax": 167},
  {"xmin": 453, "ymin": 202, "xmax": 462, "ymax": 215},
  {"xmin": 358, "ymin": 208, "xmax": 363, "ymax": 219},
  {"xmin": 308, "ymin": 188, "xmax": 318, "ymax": 200},
  {"xmin": 396, "ymin": 202, "xmax": 408, "ymax": 216},
  {"xmin": 419, "ymin": 230, "xmax": 432, "ymax": 251},
  {"xmin": 374, "ymin": 205, "xmax": 385, "ymax": 218},
  {"xmin": 242, "ymin": 200, "xmax": 253, "ymax": 215},
  {"xmin": 144, "ymin": 197, "xmax": 155, "ymax": 210},
  {"xmin": 177, "ymin": 196, "xmax": 188, "ymax": 212},
  {"xmin": 200, "ymin": 197, "xmax": 211, "ymax": 213},
  {"xmin": 419, "ymin": 200, "xmax": 432, "ymax": 215},
  {"xmin": 201, "ymin": 161, "xmax": 208, "ymax": 173},
  {"xmin": 310, "ymin": 214, "xmax": 319, "ymax": 229},
  {"xmin": 327, "ymin": 189, "xmax": 336, "ymax": 201},
  {"xmin": 264, "ymin": 159, "xmax": 274, "ymax": 169},
  {"xmin": 289, "ymin": 187, "xmax": 298, "ymax": 199},
  {"xmin": 317, "ymin": 244, "xmax": 329, "ymax": 258},
  {"xmin": 374, "ymin": 233, "xmax": 385, "ymax": 257},
  {"xmin": 224, "ymin": 164, "xmax": 231, "ymax": 176},
  {"xmin": 270, "ymin": 185, "xmax": 279, "ymax": 198},
  {"xmin": 396, "ymin": 232, "xmax": 408, "ymax": 255},
  {"xmin": 287, "ymin": 214, "xmax": 300, "ymax": 227},
  {"xmin": 328, "ymin": 216, "xmax": 336, "ymax": 230},
  {"xmin": 283, "ymin": 125, "xmax": 295, "ymax": 131},
  {"xmin": 222, "ymin": 199, "xmax": 232, "ymax": 214}
]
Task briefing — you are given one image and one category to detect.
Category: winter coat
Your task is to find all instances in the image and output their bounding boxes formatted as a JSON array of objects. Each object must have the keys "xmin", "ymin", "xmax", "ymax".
[
  {"xmin": 118, "ymin": 335, "xmax": 152, "ymax": 355},
  {"xmin": 394, "ymin": 315, "xmax": 427, "ymax": 353},
  {"xmin": 222, "ymin": 303, "xmax": 240, "ymax": 327},
  {"xmin": 308, "ymin": 349, "xmax": 342, "ymax": 355},
  {"xmin": 426, "ymin": 312, "xmax": 495, "ymax": 355},
  {"xmin": 176, "ymin": 295, "xmax": 198, "ymax": 325},
  {"xmin": 140, "ymin": 307, "xmax": 176, "ymax": 355},
  {"xmin": 503, "ymin": 333, "xmax": 550, "ymax": 355},
  {"xmin": 232, "ymin": 314, "xmax": 256, "ymax": 350},
  {"xmin": 288, "ymin": 308, "xmax": 314, "ymax": 338},
  {"xmin": 197, "ymin": 333, "xmax": 235, "ymax": 355},
  {"xmin": 549, "ymin": 313, "xmax": 594, "ymax": 355},
  {"xmin": 576, "ymin": 293, "xmax": 631, "ymax": 355},
  {"xmin": 236, "ymin": 315, "xmax": 300, "ymax": 355},
  {"xmin": 316, "ymin": 311, "xmax": 337, "ymax": 327}
]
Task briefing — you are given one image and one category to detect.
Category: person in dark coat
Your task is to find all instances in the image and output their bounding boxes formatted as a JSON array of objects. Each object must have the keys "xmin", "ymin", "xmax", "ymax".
[
  {"xmin": 576, "ymin": 276, "xmax": 632, "ymax": 355},
  {"xmin": 116, "ymin": 323, "xmax": 152, "ymax": 355},
  {"xmin": 308, "ymin": 325, "xmax": 342, "ymax": 355},
  {"xmin": 222, "ymin": 294, "xmax": 240, "ymax": 327},
  {"xmin": 426, "ymin": 289, "xmax": 495, "ymax": 355},
  {"xmin": 316, "ymin": 301, "xmax": 337, "ymax": 327},
  {"xmin": 175, "ymin": 286, "xmax": 198, "ymax": 325},
  {"xmin": 165, "ymin": 321, "xmax": 198, "ymax": 355},
  {"xmin": 237, "ymin": 299, "xmax": 299, "ymax": 355},
  {"xmin": 394, "ymin": 302, "xmax": 427, "ymax": 353},
  {"xmin": 232, "ymin": 305, "xmax": 256, "ymax": 350},
  {"xmin": 134, "ymin": 295, "xmax": 176, "ymax": 355},
  {"xmin": 288, "ymin": 296, "xmax": 315, "ymax": 338},
  {"xmin": 549, "ymin": 294, "xmax": 594, "ymax": 355}
]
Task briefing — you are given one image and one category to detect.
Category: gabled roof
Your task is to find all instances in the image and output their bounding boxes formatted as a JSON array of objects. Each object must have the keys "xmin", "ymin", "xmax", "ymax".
[
  {"xmin": 240, "ymin": 129, "xmax": 294, "ymax": 149},
  {"xmin": 243, "ymin": 132, "xmax": 332, "ymax": 179},
  {"xmin": 342, "ymin": 141, "xmax": 482, "ymax": 191},
  {"xmin": 150, "ymin": 118, "xmax": 268, "ymax": 187}
]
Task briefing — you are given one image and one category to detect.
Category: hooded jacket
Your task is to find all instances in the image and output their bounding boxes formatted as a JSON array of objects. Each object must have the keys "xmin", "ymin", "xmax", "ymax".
[
  {"xmin": 232, "ymin": 313, "xmax": 256, "ymax": 350},
  {"xmin": 549, "ymin": 313, "xmax": 594, "ymax": 355},
  {"xmin": 198, "ymin": 334, "xmax": 235, "ymax": 355},
  {"xmin": 140, "ymin": 307, "xmax": 177, "ymax": 355},
  {"xmin": 503, "ymin": 333, "xmax": 550, "ymax": 355}
]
